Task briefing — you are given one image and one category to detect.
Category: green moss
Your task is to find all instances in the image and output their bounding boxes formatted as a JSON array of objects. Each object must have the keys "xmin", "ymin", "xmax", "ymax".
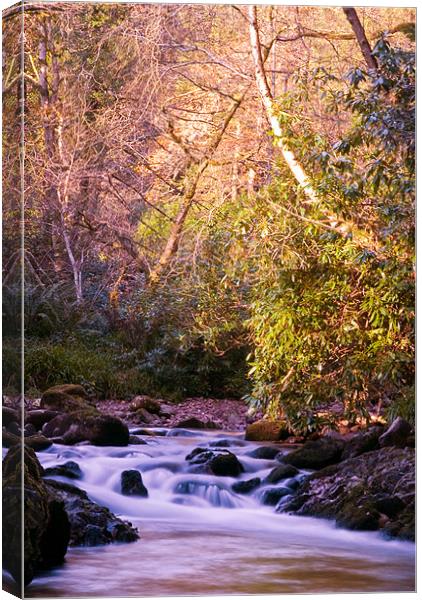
[{"xmin": 245, "ymin": 420, "xmax": 290, "ymax": 442}]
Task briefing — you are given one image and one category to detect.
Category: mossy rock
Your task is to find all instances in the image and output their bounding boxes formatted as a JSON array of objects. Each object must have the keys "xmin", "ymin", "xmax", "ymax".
[
  {"xmin": 130, "ymin": 396, "xmax": 161, "ymax": 415},
  {"xmin": 40, "ymin": 384, "xmax": 93, "ymax": 413},
  {"xmin": 2, "ymin": 445, "xmax": 70, "ymax": 586},
  {"xmin": 245, "ymin": 420, "xmax": 290, "ymax": 442},
  {"xmin": 3, "ymin": 430, "xmax": 53, "ymax": 451}
]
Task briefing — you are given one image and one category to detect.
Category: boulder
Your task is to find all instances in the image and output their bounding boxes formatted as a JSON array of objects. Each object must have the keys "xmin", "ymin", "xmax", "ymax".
[
  {"xmin": 232, "ymin": 477, "xmax": 261, "ymax": 494},
  {"xmin": 246, "ymin": 446, "xmax": 281, "ymax": 460},
  {"xmin": 135, "ymin": 408, "xmax": 155, "ymax": 424},
  {"xmin": 43, "ymin": 413, "xmax": 129, "ymax": 447},
  {"xmin": 209, "ymin": 452, "xmax": 244, "ymax": 477},
  {"xmin": 265, "ymin": 464, "xmax": 298, "ymax": 484},
  {"xmin": 341, "ymin": 426, "xmax": 384, "ymax": 460},
  {"xmin": 25, "ymin": 409, "xmax": 60, "ymax": 431},
  {"xmin": 130, "ymin": 396, "xmax": 161, "ymax": 415},
  {"xmin": 245, "ymin": 420, "xmax": 290, "ymax": 442},
  {"xmin": 40, "ymin": 384, "xmax": 95, "ymax": 414},
  {"xmin": 2, "ymin": 430, "xmax": 53, "ymax": 452},
  {"xmin": 44, "ymin": 461, "xmax": 83, "ymax": 480},
  {"xmin": 25, "ymin": 434, "xmax": 54, "ymax": 452},
  {"xmin": 379, "ymin": 417, "xmax": 413, "ymax": 449},
  {"xmin": 186, "ymin": 447, "xmax": 244, "ymax": 477},
  {"xmin": 175, "ymin": 417, "xmax": 218, "ymax": 430},
  {"xmin": 185, "ymin": 447, "xmax": 211, "ymax": 463},
  {"xmin": 2, "ymin": 406, "xmax": 19, "ymax": 427},
  {"xmin": 83, "ymin": 415, "xmax": 129, "ymax": 447},
  {"xmin": 121, "ymin": 470, "xmax": 148, "ymax": 497},
  {"xmin": 42, "ymin": 413, "xmax": 78, "ymax": 439},
  {"xmin": 280, "ymin": 446, "xmax": 415, "ymax": 540},
  {"xmin": 282, "ymin": 437, "xmax": 345, "ymax": 470},
  {"xmin": 6, "ymin": 421, "xmax": 20, "ymax": 436},
  {"xmin": 2, "ymin": 445, "xmax": 70, "ymax": 586},
  {"xmin": 45, "ymin": 479, "xmax": 139, "ymax": 546}
]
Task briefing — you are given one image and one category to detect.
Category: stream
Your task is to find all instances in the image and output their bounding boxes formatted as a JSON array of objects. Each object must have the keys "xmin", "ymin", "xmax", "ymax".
[{"xmin": 21, "ymin": 428, "xmax": 415, "ymax": 596}]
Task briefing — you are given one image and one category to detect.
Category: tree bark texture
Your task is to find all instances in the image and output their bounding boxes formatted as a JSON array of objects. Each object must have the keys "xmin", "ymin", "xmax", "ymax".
[{"xmin": 342, "ymin": 7, "xmax": 378, "ymax": 71}]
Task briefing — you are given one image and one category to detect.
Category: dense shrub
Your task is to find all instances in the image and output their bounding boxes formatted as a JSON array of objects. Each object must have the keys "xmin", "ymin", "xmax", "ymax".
[{"xmin": 242, "ymin": 39, "xmax": 415, "ymax": 430}]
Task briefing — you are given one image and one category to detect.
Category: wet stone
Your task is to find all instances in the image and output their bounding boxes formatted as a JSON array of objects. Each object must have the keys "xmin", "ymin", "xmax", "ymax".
[
  {"xmin": 121, "ymin": 470, "xmax": 148, "ymax": 497},
  {"xmin": 232, "ymin": 478, "xmax": 261, "ymax": 494},
  {"xmin": 44, "ymin": 461, "xmax": 83, "ymax": 480},
  {"xmin": 265, "ymin": 464, "xmax": 298, "ymax": 484},
  {"xmin": 246, "ymin": 446, "xmax": 280, "ymax": 460},
  {"xmin": 261, "ymin": 487, "xmax": 292, "ymax": 506}
]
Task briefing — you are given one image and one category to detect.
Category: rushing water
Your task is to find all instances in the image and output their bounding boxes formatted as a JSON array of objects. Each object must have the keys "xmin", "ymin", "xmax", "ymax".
[{"xmin": 12, "ymin": 428, "xmax": 416, "ymax": 596}]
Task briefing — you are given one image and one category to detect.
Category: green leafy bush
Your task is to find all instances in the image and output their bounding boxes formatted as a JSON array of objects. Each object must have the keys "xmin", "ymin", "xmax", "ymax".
[{"xmin": 242, "ymin": 40, "xmax": 415, "ymax": 430}]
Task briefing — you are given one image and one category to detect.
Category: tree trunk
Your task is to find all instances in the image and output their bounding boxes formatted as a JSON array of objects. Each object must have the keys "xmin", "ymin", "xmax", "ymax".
[
  {"xmin": 342, "ymin": 7, "xmax": 378, "ymax": 71},
  {"xmin": 248, "ymin": 5, "xmax": 319, "ymax": 204},
  {"xmin": 62, "ymin": 224, "xmax": 83, "ymax": 304},
  {"xmin": 148, "ymin": 92, "xmax": 245, "ymax": 284}
]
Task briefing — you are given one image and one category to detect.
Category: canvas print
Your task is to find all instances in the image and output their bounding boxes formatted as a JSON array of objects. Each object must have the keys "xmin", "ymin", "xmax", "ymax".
[{"xmin": 2, "ymin": 1, "xmax": 416, "ymax": 597}]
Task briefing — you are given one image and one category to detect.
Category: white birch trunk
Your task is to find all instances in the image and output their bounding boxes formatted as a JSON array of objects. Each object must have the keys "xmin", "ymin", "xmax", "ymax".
[{"xmin": 248, "ymin": 5, "xmax": 319, "ymax": 204}]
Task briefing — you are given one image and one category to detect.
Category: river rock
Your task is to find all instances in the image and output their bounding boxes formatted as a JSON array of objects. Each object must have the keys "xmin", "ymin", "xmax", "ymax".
[
  {"xmin": 84, "ymin": 415, "xmax": 129, "ymax": 446},
  {"xmin": 245, "ymin": 420, "xmax": 290, "ymax": 442},
  {"xmin": 186, "ymin": 447, "xmax": 211, "ymax": 462},
  {"xmin": 282, "ymin": 437, "xmax": 345, "ymax": 470},
  {"xmin": 209, "ymin": 439, "xmax": 245, "ymax": 448},
  {"xmin": 6, "ymin": 421, "xmax": 20, "ymax": 436},
  {"xmin": 175, "ymin": 417, "xmax": 218, "ymax": 430},
  {"xmin": 2, "ymin": 430, "xmax": 53, "ymax": 451},
  {"xmin": 246, "ymin": 446, "xmax": 281, "ymax": 460},
  {"xmin": 341, "ymin": 426, "xmax": 384, "ymax": 460},
  {"xmin": 25, "ymin": 409, "xmax": 60, "ymax": 431},
  {"xmin": 43, "ymin": 413, "xmax": 129, "ymax": 446},
  {"xmin": 130, "ymin": 396, "xmax": 162, "ymax": 415},
  {"xmin": 45, "ymin": 479, "xmax": 139, "ymax": 546},
  {"xmin": 167, "ymin": 428, "xmax": 205, "ymax": 437},
  {"xmin": 42, "ymin": 413, "xmax": 79, "ymax": 439},
  {"xmin": 131, "ymin": 428, "xmax": 165, "ymax": 436},
  {"xmin": 261, "ymin": 487, "xmax": 292, "ymax": 506},
  {"xmin": 2, "ymin": 406, "xmax": 19, "ymax": 427},
  {"xmin": 159, "ymin": 403, "xmax": 177, "ymax": 417},
  {"xmin": 232, "ymin": 477, "xmax": 261, "ymax": 494},
  {"xmin": 379, "ymin": 417, "xmax": 413, "ymax": 449},
  {"xmin": 121, "ymin": 470, "xmax": 148, "ymax": 497},
  {"xmin": 128, "ymin": 434, "xmax": 148, "ymax": 445},
  {"xmin": 24, "ymin": 423, "xmax": 37, "ymax": 437},
  {"xmin": 44, "ymin": 461, "xmax": 83, "ymax": 480},
  {"xmin": 2, "ymin": 445, "xmax": 70, "ymax": 586},
  {"xmin": 40, "ymin": 384, "xmax": 95, "ymax": 413},
  {"xmin": 135, "ymin": 408, "xmax": 155, "ymax": 424},
  {"xmin": 186, "ymin": 447, "xmax": 244, "ymax": 477},
  {"xmin": 265, "ymin": 464, "xmax": 298, "ymax": 484},
  {"xmin": 209, "ymin": 452, "xmax": 244, "ymax": 477},
  {"xmin": 279, "ymin": 446, "xmax": 415, "ymax": 540}
]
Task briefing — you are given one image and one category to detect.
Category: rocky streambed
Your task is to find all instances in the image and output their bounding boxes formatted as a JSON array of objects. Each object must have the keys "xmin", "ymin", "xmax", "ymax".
[{"xmin": 2, "ymin": 385, "xmax": 416, "ymax": 595}]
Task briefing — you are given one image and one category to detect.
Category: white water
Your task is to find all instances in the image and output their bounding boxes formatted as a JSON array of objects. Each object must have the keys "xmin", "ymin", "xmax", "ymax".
[{"xmin": 19, "ymin": 429, "xmax": 415, "ymax": 596}]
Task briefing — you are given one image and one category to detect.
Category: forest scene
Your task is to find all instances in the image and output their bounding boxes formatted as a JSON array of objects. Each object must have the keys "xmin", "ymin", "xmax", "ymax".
[{"xmin": 2, "ymin": 1, "xmax": 416, "ymax": 597}]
